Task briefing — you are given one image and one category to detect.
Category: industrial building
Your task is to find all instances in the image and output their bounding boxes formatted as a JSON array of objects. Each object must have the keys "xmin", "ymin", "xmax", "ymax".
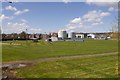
[
  {"xmin": 87, "ymin": 34, "xmax": 95, "ymax": 39},
  {"xmin": 2, "ymin": 30, "xmax": 112, "ymax": 41},
  {"xmin": 75, "ymin": 33, "xmax": 84, "ymax": 38},
  {"xmin": 58, "ymin": 30, "xmax": 67, "ymax": 39},
  {"xmin": 68, "ymin": 32, "xmax": 76, "ymax": 39}
]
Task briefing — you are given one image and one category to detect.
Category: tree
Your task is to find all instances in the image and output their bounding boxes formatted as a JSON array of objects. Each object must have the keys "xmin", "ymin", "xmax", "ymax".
[
  {"xmin": 19, "ymin": 31, "xmax": 26, "ymax": 39},
  {"xmin": 12, "ymin": 33, "xmax": 19, "ymax": 40},
  {"xmin": 111, "ymin": 17, "xmax": 119, "ymax": 40}
]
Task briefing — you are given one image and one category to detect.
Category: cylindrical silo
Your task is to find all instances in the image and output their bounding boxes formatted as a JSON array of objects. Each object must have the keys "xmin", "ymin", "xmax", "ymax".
[
  {"xmin": 58, "ymin": 30, "xmax": 67, "ymax": 39},
  {"xmin": 68, "ymin": 32, "xmax": 75, "ymax": 39}
]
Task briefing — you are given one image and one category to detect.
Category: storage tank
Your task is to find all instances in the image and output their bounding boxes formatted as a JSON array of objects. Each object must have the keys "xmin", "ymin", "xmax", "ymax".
[
  {"xmin": 58, "ymin": 30, "xmax": 67, "ymax": 39},
  {"xmin": 68, "ymin": 32, "xmax": 75, "ymax": 39}
]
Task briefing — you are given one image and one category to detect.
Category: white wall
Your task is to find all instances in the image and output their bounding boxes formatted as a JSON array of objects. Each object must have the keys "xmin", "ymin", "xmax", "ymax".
[
  {"xmin": 75, "ymin": 34, "xmax": 84, "ymax": 38},
  {"xmin": 87, "ymin": 34, "xmax": 95, "ymax": 38}
]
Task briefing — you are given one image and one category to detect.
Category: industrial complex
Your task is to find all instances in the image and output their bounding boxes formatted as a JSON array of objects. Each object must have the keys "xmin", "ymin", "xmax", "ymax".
[{"xmin": 2, "ymin": 30, "xmax": 112, "ymax": 41}]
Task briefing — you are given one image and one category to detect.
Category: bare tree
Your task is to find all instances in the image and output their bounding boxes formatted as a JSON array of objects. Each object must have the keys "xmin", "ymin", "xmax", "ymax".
[{"xmin": 111, "ymin": 17, "xmax": 119, "ymax": 40}]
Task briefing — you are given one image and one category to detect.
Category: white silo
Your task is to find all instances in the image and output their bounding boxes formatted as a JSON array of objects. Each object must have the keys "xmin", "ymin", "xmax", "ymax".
[
  {"xmin": 58, "ymin": 30, "xmax": 67, "ymax": 39},
  {"xmin": 68, "ymin": 32, "xmax": 75, "ymax": 39}
]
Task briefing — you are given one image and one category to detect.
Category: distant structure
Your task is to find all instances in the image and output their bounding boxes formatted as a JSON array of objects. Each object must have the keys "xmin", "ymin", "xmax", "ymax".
[
  {"xmin": 58, "ymin": 30, "xmax": 67, "ymax": 39},
  {"xmin": 75, "ymin": 33, "xmax": 84, "ymax": 38},
  {"xmin": 87, "ymin": 34, "xmax": 95, "ymax": 39},
  {"xmin": 50, "ymin": 32, "xmax": 58, "ymax": 37},
  {"xmin": 68, "ymin": 32, "xmax": 76, "ymax": 39},
  {"xmin": 1, "ymin": 30, "xmax": 112, "ymax": 41},
  {"xmin": 51, "ymin": 37, "xmax": 58, "ymax": 41},
  {"xmin": 41, "ymin": 34, "xmax": 49, "ymax": 40}
]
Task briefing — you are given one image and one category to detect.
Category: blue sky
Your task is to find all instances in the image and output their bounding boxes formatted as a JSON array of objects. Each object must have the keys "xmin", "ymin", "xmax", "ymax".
[{"xmin": 1, "ymin": 1, "xmax": 118, "ymax": 34}]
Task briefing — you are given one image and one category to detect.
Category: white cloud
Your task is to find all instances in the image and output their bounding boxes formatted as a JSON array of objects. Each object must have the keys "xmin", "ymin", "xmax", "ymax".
[
  {"xmin": 14, "ymin": 9, "xmax": 29, "ymax": 15},
  {"xmin": 92, "ymin": 22, "xmax": 103, "ymax": 26},
  {"xmin": 108, "ymin": 7, "xmax": 114, "ymax": 11},
  {"xmin": 0, "ymin": 14, "xmax": 9, "ymax": 20},
  {"xmin": 5, "ymin": 5, "xmax": 30, "ymax": 15},
  {"xmin": 62, "ymin": 0, "xmax": 71, "ymax": 3},
  {"xmin": 70, "ymin": 17, "xmax": 81, "ymax": 24},
  {"xmin": 61, "ymin": 10, "xmax": 111, "ymax": 32},
  {"xmin": 86, "ymin": 0, "xmax": 118, "ymax": 12},
  {"xmin": 83, "ymin": 10, "xmax": 99, "ymax": 22},
  {"xmin": 108, "ymin": 7, "xmax": 118, "ymax": 12},
  {"xmin": 65, "ymin": 17, "xmax": 84, "ymax": 31},
  {"xmin": 83, "ymin": 10, "xmax": 110, "ymax": 22},
  {"xmin": 100, "ymin": 12, "xmax": 110, "ymax": 17},
  {"xmin": 3, "ymin": 22, "xmax": 42, "ymax": 34},
  {"xmin": 24, "ymin": 9, "xmax": 29, "ymax": 12},
  {"xmin": 3, "ymin": 22, "xmax": 29, "ymax": 33},
  {"xmin": 5, "ymin": 5, "xmax": 17, "ymax": 11},
  {"xmin": 0, "ymin": 14, "xmax": 13, "ymax": 20},
  {"xmin": 66, "ymin": 24, "xmax": 84, "ymax": 31},
  {"xmin": 7, "ymin": 22, "xmax": 11, "ymax": 25},
  {"xmin": 21, "ymin": 19, "xmax": 28, "ymax": 23}
]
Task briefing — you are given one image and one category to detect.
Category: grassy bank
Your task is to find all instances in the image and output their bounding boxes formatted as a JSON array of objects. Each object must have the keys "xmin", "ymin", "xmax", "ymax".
[
  {"xmin": 2, "ymin": 40, "xmax": 118, "ymax": 62},
  {"xmin": 16, "ymin": 54, "xmax": 118, "ymax": 78}
]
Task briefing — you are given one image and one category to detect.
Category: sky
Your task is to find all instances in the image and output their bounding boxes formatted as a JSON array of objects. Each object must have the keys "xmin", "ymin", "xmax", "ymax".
[{"xmin": 1, "ymin": 0, "xmax": 118, "ymax": 34}]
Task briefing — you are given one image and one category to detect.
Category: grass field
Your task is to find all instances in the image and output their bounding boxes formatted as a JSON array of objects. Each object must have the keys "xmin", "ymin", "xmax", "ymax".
[
  {"xmin": 2, "ymin": 40, "xmax": 118, "ymax": 78},
  {"xmin": 2, "ymin": 40, "xmax": 118, "ymax": 62},
  {"xmin": 16, "ymin": 54, "xmax": 118, "ymax": 78}
]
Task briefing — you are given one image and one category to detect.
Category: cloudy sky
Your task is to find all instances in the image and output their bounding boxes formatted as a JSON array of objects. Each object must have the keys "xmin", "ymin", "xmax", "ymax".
[{"xmin": 1, "ymin": 0, "xmax": 118, "ymax": 34}]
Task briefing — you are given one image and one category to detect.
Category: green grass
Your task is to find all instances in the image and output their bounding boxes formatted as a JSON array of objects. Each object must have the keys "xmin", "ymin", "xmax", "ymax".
[
  {"xmin": 16, "ymin": 54, "xmax": 118, "ymax": 78},
  {"xmin": 2, "ymin": 40, "xmax": 118, "ymax": 62},
  {"xmin": 2, "ymin": 40, "xmax": 118, "ymax": 78}
]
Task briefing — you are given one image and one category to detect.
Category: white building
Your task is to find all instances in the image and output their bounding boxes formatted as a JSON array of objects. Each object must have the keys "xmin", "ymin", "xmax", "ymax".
[
  {"xmin": 75, "ymin": 34, "xmax": 84, "ymax": 38},
  {"xmin": 87, "ymin": 34, "xmax": 95, "ymax": 38},
  {"xmin": 58, "ymin": 30, "xmax": 67, "ymax": 39},
  {"xmin": 68, "ymin": 32, "xmax": 75, "ymax": 39}
]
